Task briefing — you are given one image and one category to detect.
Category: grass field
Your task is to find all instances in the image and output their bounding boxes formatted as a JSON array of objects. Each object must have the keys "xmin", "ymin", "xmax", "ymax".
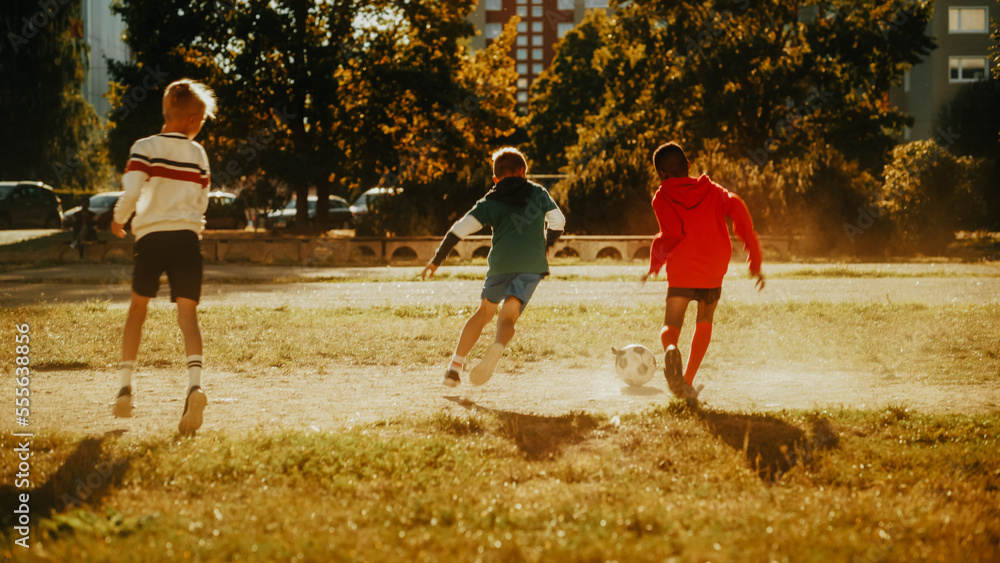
[
  {"xmin": 1, "ymin": 406, "xmax": 998, "ymax": 561},
  {"xmin": 1, "ymin": 266, "xmax": 999, "ymax": 561}
]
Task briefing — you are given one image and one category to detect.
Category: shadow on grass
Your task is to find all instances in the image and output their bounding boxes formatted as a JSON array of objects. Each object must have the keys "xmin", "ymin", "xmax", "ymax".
[
  {"xmin": 0, "ymin": 431, "xmax": 130, "ymax": 530},
  {"xmin": 444, "ymin": 396, "xmax": 600, "ymax": 460},
  {"xmin": 696, "ymin": 408, "xmax": 839, "ymax": 481}
]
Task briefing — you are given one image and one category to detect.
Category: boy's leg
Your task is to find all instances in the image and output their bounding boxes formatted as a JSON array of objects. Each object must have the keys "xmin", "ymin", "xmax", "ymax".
[
  {"xmin": 115, "ymin": 292, "xmax": 150, "ymax": 417},
  {"xmin": 684, "ymin": 300, "xmax": 718, "ymax": 385},
  {"xmin": 176, "ymin": 301, "xmax": 206, "ymax": 435},
  {"xmin": 469, "ymin": 297, "xmax": 521, "ymax": 386},
  {"xmin": 444, "ymin": 299, "xmax": 498, "ymax": 386},
  {"xmin": 660, "ymin": 296, "xmax": 690, "ymax": 349},
  {"xmin": 661, "ymin": 296, "xmax": 694, "ymax": 399}
]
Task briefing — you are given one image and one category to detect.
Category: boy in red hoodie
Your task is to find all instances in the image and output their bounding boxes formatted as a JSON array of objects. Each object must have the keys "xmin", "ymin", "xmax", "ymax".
[{"xmin": 642, "ymin": 142, "xmax": 765, "ymax": 400}]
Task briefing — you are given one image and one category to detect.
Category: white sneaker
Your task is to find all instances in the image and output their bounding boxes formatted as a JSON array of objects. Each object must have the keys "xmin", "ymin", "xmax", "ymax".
[
  {"xmin": 112, "ymin": 386, "xmax": 133, "ymax": 418},
  {"xmin": 178, "ymin": 386, "xmax": 207, "ymax": 435},
  {"xmin": 469, "ymin": 343, "xmax": 504, "ymax": 386},
  {"xmin": 443, "ymin": 368, "xmax": 461, "ymax": 387}
]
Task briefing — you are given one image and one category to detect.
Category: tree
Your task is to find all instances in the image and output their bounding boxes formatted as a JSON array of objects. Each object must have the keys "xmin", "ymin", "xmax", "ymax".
[
  {"xmin": 1, "ymin": 0, "xmax": 111, "ymax": 193},
  {"xmin": 532, "ymin": 0, "xmax": 935, "ymax": 236},
  {"xmin": 526, "ymin": 10, "xmax": 612, "ymax": 174}
]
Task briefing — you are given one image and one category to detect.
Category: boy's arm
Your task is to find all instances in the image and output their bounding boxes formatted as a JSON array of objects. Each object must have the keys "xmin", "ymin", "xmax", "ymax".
[
  {"xmin": 647, "ymin": 193, "xmax": 683, "ymax": 278},
  {"xmin": 544, "ymin": 205, "xmax": 566, "ymax": 248},
  {"xmin": 725, "ymin": 191, "xmax": 764, "ymax": 284},
  {"xmin": 421, "ymin": 213, "xmax": 484, "ymax": 279},
  {"xmin": 112, "ymin": 143, "xmax": 149, "ymax": 238}
]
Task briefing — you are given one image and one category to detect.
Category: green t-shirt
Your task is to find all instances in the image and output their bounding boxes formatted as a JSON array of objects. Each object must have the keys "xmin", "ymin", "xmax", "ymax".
[{"xmin": 468, "ymin": 182, "xmax": 558, "ymax": 277}]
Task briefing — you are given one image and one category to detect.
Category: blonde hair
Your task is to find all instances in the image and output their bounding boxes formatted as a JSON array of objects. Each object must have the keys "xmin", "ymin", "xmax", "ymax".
[
  {"xmin": 491, "ymin": 147, "xmax": 528, "ymax": 177},
  {"xmin": 163, "ymin": 79, "xmax": 217, "ymax": 120}
]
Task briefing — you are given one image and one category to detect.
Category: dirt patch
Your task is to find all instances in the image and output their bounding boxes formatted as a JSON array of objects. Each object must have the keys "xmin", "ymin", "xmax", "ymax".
[{"xmin": 4, "ymin": 358, "xmax": 997, "ymax": 440}]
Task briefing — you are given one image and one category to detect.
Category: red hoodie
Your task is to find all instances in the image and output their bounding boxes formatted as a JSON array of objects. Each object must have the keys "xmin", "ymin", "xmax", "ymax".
[{"xmin": 648, "ymin": 174, "xmax": 762, "ymax": 288}]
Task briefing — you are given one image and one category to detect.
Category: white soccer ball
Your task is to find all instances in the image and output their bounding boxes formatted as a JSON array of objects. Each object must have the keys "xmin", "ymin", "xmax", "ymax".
[{"xmin": 612, "ymin": 344, "xmax": 657, "ymax": 387}]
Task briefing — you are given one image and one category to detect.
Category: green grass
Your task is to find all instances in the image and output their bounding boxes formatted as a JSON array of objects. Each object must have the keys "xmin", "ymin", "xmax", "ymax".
[
  {"xmin": 1, "ymin": 406, "xmax": 998, "ymax": 561},
  {"xmin": 2, "ymin": 301, "xmax": 998, "ymax": 385}
]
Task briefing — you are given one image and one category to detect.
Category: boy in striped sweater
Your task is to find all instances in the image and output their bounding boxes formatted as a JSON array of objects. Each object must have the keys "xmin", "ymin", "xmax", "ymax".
[{"xmin": 110, "ymin": 79, "xmax": 215, "ymax": 435}]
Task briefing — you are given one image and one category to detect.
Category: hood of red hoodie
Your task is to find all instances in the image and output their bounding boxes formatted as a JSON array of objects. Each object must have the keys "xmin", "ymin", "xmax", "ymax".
[{"xmin": 660, "ymin": 174, "xmax": 714, "ymax": 210}]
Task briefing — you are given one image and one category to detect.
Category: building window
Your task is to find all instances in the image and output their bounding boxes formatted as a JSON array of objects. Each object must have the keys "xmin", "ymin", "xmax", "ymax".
[
  {"xmin": 532, "ymin": 48, "xmax": 543, "ymax": 60},
  {"xmin": 558, "ymin": 0, "xmax": 574, "ymax": 9},
  {"xmin": 517, "ymin": 48, "xmax": 528, "ymax": 60},
  {"xmin": 557, "ymin": 22, "xmax": 575, "ymax": 38},
  {"xmin": 532, "ymin": 34, "xmax": 543, "ymax": 45},
  {"xmin": 532, "ymin": 21, "xmax": 543, "ymax": 32},
  {"xmin": 517, "ymin": 35, "xmax": 527, "ymax": 46},
  {"xmin": 485, "ymin": 23, "xmax": 503, "ymax": 39},
  {"xmin": 517, "ymin": 63, "xmax": 528, "ymax": 74},
  {"xmin": 517, "ymin": 91, "xmax": 529, "ymax": 103},
  {"xmin": 904, "ymin": 70, "xmax": 910, "ymax": 93},
  {"xmin": 949, "ymin": 57, "xmax": 987, "ymax": 82},
  {"xmin": 949, "ymin": 7, "xmax": 988, "ymax": 33},
  {"xmin": 532, "ymin": 63, "xmax": 543, "ymax": 74},
  {"xmin": 517, "ymin": 0, "xmax": 527, "ymax": 3},
  {"xmin": 485, "ymin": 0, "xmax": 503, "ymax": 10},
  {"xmin": 517, "ymin": 78, "xmax": 529, "ymax": 89},
  {"xmin": 532, "ymin": 6, "xmax": 543, "ymax": 17},
  {"xmin": 585, "ymin": 0, "xmax": 608, "ymax": 7},
  {"xmin": 517, "ymin": 6, "xmax": 527, "ymax": 16},
  {"xmin": 517, "ymin": 22, "xmax": 527, "ymax": 33}
]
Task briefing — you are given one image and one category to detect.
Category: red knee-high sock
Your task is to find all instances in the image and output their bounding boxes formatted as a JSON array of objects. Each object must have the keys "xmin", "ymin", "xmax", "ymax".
[
  {"xmin": 684, "ymin": 322, "xmax": 713, "ymax": 384},
  {"xmin": 660, "ymin": 325, "xmax": 681, "ymax": 350}
]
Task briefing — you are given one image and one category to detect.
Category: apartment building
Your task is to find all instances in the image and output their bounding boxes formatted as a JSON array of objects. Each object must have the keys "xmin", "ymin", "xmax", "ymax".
[
  {"xmin": 891, "ymin": 0, "xmax": 998, "ymax": 140},
  {"xmin": 467, "ymin": 0, "xmax": 612, "ymax": 107}
]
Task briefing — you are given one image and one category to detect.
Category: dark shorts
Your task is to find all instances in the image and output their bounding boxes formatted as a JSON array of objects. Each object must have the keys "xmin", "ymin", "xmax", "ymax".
[
  {"xmin": 132, "ymin": 230, "xmax": 203, "ymax": 303},
  {"xmin": 667, "ymin": 286, "xmax": 722, "ymax": 305},
  {"xmin": 481, "ymin": 272, "xmax": 544, "ymax": 312}
]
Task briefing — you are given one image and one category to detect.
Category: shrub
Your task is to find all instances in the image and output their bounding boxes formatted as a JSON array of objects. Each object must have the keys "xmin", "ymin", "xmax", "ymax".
[{"xmin": 878, "ymin": 140, "xmax": 994, "ymax": 254}]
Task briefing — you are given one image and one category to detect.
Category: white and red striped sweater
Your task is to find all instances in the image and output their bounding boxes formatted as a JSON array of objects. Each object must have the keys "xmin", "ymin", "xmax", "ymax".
[{"xmin": 113, "ymin": 132, "xmax": 211, "ymax": 241}]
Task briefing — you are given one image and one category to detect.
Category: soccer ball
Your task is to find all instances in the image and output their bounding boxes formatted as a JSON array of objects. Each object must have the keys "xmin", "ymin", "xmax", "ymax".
[{"xmin": 611, "ymin": 344, "xmax": 657, "ymax": 387}]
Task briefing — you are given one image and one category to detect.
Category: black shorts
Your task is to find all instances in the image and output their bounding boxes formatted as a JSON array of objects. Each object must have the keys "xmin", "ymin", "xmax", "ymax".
[
  {"xmin": 132, "ymin": 230, "xmax": 203, "ymax": 303},
  {"xmin": 667, "ymin": 286, "xmax": 722, "ymax": 305}
]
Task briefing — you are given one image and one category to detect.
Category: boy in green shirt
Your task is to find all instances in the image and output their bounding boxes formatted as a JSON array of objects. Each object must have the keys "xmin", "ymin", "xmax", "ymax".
[{"xmin": 421, "ymin": 148, "xmax": 565, "ymax": 386}]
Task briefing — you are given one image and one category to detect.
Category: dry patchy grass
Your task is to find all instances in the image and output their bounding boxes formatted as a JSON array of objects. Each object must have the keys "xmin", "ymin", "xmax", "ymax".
[{"xmin": 0, "ymin": 405, "xmax": 997, "ymax": 561}]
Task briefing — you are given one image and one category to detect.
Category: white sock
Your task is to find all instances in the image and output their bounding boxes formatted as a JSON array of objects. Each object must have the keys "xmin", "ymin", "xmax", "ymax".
[
  {"xmin": 118, "ymin": 361, "xmax": 135, "ymax": 390},
  {"xmin": 449, "ymin": 354, "xmax": 465, "ymax": 372},
  {"xmin": 186, "ymin": 355, "xmax": 203, "ymax": 391}
]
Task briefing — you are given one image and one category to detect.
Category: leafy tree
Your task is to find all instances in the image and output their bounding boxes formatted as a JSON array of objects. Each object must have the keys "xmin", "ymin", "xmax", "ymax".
[
  {"xmin": 526, "ymin": 10, "xmax": 612, "ymax": 174},
  {"xmin": 533, "ymin": 0, "xmax": 935, "ymax": 236},
  {"xmin": 939, "ymin": 80, "xmax": 1000, "ymax": 159},
  {"xmin": 1, "ymin": 0, "xmax": 111, "ymax": 193}
]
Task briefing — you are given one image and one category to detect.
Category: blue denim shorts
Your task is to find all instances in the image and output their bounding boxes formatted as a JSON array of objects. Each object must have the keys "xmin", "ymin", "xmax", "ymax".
[{"xmin": 481, "ymin": 272, "xmax": 545, "ymax": 312}]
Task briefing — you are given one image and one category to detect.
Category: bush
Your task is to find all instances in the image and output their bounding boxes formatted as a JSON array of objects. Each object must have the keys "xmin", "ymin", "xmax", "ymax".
[{"xmin": 878, "ymin": 140, "xmax": 994, "ymax": 254}]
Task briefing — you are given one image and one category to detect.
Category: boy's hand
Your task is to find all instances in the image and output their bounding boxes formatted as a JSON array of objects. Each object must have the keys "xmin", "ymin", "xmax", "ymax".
[
  {"xmin": 421, "ymin": 262, "xmax": 438, "ymax": 280},
  {"xmin": 111, "ymin": 221, "xmax": 126, "ymax": 239},
  {"xmin": 754, "ymin": 273, "xmax": 766, "ymax": 292}
]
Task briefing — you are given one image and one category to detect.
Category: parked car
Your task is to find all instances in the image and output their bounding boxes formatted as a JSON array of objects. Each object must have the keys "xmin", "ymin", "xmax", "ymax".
[
  {"xmin": 268, "ymin": 195, "xmax": 353, "ymax": 229},
  {"xmin": 63, "ymin": 190, "xmax": 247, "ymax": 231},
  {"xmin": 349, "ymin": 187, "xmax": 403, "ymax": 220},
  {"xmin": 205, "ymin": 191, "xmax": 248, "ymax": 230},
  {"xmin": 63, "ymin": 191, "xmax": 124, "ymax": 230},
  {"xmin": 0, "ymin": 181, "xmax": 64, "ymax": 229}
]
